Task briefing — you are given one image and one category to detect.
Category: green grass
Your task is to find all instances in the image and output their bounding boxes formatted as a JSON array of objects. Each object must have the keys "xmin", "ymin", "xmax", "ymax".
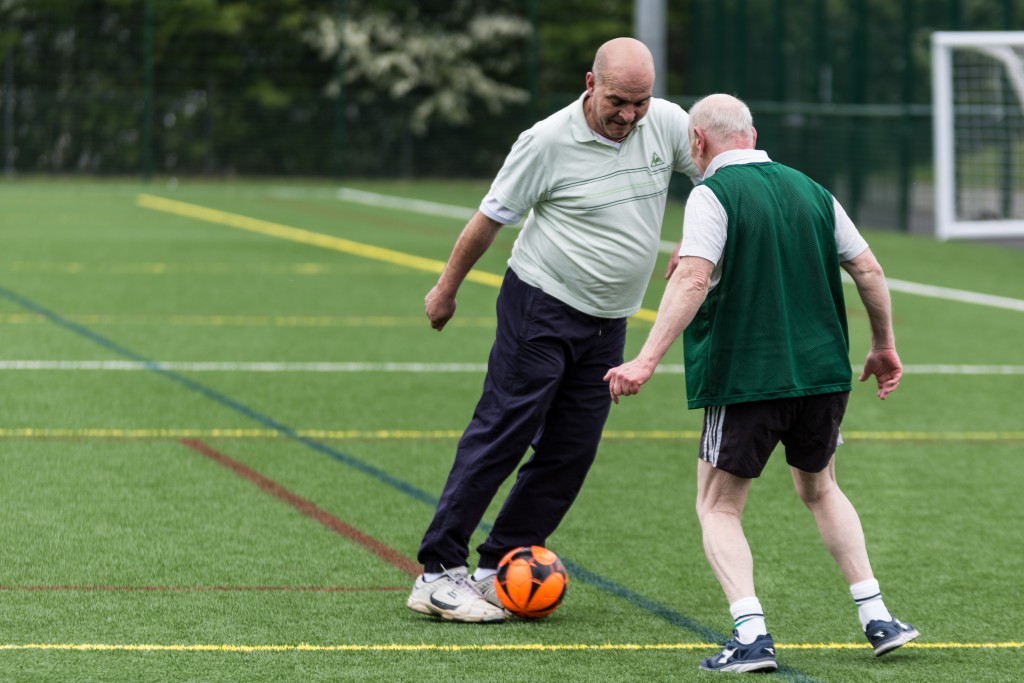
[{"xmin": 1, "ymin": 178, "xmax": 1022, "ymax": 682}]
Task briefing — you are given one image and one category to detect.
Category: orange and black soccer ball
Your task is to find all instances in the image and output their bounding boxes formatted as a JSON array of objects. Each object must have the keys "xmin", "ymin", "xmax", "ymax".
[{"xmin": 494, "ymin": 545, "xmax": 569, "ymax": 618}]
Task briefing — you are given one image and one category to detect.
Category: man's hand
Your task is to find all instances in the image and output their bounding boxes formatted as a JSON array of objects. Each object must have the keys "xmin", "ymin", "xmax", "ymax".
[
  {"xmin": 421, "ymin": 211, "xmax": 503, "ymax": 331},
  {"xmin": 425, "ymin": 285, "xmax": 457, "ymax": 331},
  {"xmin": 604, "ymin": 357, "xmax": 657, "ymax": 404},
  {"xmin": 859, "ymin": 347, "xmax": 902, "ymax": 400}
]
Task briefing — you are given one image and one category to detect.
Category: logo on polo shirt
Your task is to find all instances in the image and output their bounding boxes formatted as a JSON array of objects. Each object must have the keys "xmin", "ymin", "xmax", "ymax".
[{"xmin": 650, "ymin": 152, "xmax": 665, "ymax": 167}]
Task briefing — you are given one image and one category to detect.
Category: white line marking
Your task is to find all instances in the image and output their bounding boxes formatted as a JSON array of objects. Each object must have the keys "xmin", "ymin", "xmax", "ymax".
[
  {"xmin": 269, "ymin": 186, "xmax": 477, "ymax": 222},
  {"xmin": 840, "ymin": 273, "xmax": 1024, "ymax": 313},
  {"xmin": 902, "ymin": 364, "xmax": 1024, "ymax": 374},
  {"xmin": 1, "ymin": 361, "xmax": 1022, "ymax": 375},
  {"xmin": 336, "ymin": 187, "xmax": 477, "ymax": 221},
  {"xmin": 887, "ymin": 277, "xmax": 1024, "ymax": 313},
  {"xmin": 272, "ymin": 186, "xmax": 1024, "ymax": 314}
]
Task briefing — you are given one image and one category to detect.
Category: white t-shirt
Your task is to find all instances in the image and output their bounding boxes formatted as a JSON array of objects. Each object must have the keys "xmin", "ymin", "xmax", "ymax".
[
  {"xmin": 481, "ymin": 93, "xmax": 701, "ymax": 318},
  {"xmin": 679, "ymin": 149, "xmax": 868, "ymax": 288}
]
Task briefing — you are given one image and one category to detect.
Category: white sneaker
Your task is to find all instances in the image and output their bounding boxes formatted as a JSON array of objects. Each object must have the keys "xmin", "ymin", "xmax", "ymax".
[
  {"xmin": 406, "ymin": 569, "xmax": 507, "ymax": 623},
  {"xmin": 467, "ymin": 573, "xmax": 509, "ymax": 612}
]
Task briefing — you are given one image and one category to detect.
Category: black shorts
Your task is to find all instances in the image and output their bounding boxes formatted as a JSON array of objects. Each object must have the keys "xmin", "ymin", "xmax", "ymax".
[{"xmin": 698, "ymin": 392, "xmax": 850, "ymax": 479}]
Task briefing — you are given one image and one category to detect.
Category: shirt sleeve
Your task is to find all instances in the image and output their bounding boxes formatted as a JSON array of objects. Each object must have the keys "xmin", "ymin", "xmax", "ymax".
[
  {"xmin": 479, "ymin": 192, "xmax": 522, "ymax": 225},
  {"xmin": 679, "ymin": 185, "xmax": 727, "ymax": 264},
  {"xmin": 833, "ymin": 196, "xmax": 869, "ymax": 261},
  {"xmin": 487, "ymin": 131, "xmax": 548, "ymax": 217}
]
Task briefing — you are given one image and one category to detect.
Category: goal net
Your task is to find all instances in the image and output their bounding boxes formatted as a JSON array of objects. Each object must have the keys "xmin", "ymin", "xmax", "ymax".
[{"xmin": 932, "ymin": 31, "xmax": 1024, "ymax": 240}]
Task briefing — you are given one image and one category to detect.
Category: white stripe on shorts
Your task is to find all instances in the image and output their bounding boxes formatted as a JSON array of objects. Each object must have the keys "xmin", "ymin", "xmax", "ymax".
[{"xmin": 701, "ymin": 405, "xmax": 727, "ymax": 468}]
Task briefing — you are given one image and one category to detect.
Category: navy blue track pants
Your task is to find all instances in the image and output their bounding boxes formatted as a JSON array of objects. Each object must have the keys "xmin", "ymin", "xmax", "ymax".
[{"xmin": 417, "ymin": 269, "xmax": 627, "ymax": 573}]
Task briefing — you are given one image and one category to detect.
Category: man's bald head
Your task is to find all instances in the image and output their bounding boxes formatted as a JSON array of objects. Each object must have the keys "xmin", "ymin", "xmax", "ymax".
[
  {"xmin": 592, "ymin": 37, "xmax": 656, "ymax": 90},
  {"xmin": 582, "ymin": 38, "xmax": 656, "ymax": 142}
]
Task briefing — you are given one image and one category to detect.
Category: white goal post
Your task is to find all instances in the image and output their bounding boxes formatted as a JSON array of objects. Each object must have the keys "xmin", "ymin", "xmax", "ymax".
[{"xmin": 932, "ymin": 31, "xmax": 1024, "ymax": 240}]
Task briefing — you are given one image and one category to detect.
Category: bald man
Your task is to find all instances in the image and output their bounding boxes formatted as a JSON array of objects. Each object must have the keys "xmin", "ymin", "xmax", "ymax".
[
  {"xmin": 407, "ymin": 37, "xmax": 702, "ymax": 623},
  {"xmin": 604, "ymin": 94, "xmax": 918, "ymax": 671}
]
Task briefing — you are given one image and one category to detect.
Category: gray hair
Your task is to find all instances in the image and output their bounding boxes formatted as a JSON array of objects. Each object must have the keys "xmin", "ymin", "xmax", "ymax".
[{"xmin": 688, "ymin": 94, "xmax": 754, "ymax": 146}]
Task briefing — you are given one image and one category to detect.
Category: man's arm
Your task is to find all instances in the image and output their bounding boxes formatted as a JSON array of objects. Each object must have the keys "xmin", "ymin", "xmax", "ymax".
[
  {"xmin": 604, "ymin": 256, "xmax": 714, "ymax": 402},
  {"xmin": 425, "ymin": 211, "xmax": 503, "ymax": 331},
  {"xmin": 841, "ymin": 247, "xmax": 902, "ymax": 400},
  {"xmin": 664, "ymin": 240, "xmax": 681, "ymax": 280}
]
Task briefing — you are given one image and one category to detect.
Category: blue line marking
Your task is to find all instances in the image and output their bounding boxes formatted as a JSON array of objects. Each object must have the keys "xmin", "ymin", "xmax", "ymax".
[
  {"xmin": 1, "ymin": 284, "xmax": 822, "ymax": 682},
  {"xmin": 0, "ymin": 285, "xmax": 436, "ymax": 507}
]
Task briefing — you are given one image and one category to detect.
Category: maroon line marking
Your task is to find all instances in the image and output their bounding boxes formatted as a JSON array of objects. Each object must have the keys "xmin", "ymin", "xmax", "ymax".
[
  {"xmin": 0, "ymin": 585, "xmax": 406, "ymax": 592},
  {"xmin": 180, "ymin": 438, "xmax": 420, "ymax": 578}
]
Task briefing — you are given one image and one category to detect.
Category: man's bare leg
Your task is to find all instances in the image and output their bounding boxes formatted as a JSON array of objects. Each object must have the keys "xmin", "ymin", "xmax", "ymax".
[
  {"xmin": 790, "ymin": 458, "xmax": 873, "ymax": 585},
  {"xmin": 695, "ymin": 460, "xmax": 777, "ymax": 672},
  {"xmin": 696, "ymin": 459, "xmax": 755, "ymax": 602}
]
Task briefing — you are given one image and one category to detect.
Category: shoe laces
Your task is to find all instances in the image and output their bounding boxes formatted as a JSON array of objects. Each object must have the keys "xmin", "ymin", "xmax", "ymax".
[{"xmin": 440, "ymin": 566, "xmax": 482, "ymax": 596}]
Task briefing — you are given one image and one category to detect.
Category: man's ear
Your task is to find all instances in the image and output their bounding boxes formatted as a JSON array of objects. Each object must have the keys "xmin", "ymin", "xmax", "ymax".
[
  {"xmin": 751, "ymin": 126, "xmax": 758, "ymax": 147},
  {"xmin": 585, "ymin": 71, "xmax": 596, "ymax": 95}
]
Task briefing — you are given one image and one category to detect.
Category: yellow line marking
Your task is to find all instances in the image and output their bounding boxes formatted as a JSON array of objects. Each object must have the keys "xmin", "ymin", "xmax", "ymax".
[
  {"xmin": 0, "ymin": 641, "xmax": 1019, "ymax": 653},
  {"xmin": 136, "ymin": 193, "xmax": 500, "ymax": 286},
  {"xmin": 844, "ymin": 431, "xmax": 1024, "ymax": 441},
  {"xmin": 135, "ymin": 193, "xmax": 660, "ymax": 323},
  {"xmin": 2, "ymin": 428, "xmax": 1023, "ymax": 442}
]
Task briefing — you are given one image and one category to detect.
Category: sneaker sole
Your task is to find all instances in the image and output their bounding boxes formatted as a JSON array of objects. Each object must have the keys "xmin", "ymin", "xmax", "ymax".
[
  {"xmin": 437, "ymin": 611, "xmax": 506, "ymax": 624},
  {"xmin": 874, "ymin": 627, "xmax": 920, "ymax": 657},
  {"xmin": 699, "ymin": 659, "xmax": 778, "ymax": 673},
  {"xmin": 406, "ymin": 597, "xmax": 506, "ymax": 623}
]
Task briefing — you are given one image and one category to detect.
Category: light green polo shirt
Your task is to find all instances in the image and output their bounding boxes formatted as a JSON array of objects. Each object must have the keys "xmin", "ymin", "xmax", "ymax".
[{"xmin": 489, "ymin": 93, "xmax": 699, "ymax": 318}]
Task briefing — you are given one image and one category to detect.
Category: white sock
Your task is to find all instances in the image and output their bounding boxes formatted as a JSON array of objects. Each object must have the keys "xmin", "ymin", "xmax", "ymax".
[
  {"xmin": 850, "ymin": 578, "xmax": 892, "ymax": 629},
  {"xmin": 472, "ymin": 567, "xmax": 497, "ymax": 581},
  {"xmin": 730, "ymin": 596, "xmax": 767, "ymax": 644}
]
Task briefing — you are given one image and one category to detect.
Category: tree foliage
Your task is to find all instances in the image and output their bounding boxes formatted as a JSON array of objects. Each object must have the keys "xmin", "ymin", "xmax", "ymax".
[
  {"xmin": 1, "ymin": 0, "xmax": 1022, "ymax": 178},
  {"xmin": 308, "ymin": 8, "xmax": 530, "ymax": 135}
]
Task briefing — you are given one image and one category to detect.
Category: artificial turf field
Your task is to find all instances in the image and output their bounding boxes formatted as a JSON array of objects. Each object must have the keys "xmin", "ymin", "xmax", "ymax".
[{"xmin": 0, "ymin": 178, "xmax": 1022, "ymax": 682}]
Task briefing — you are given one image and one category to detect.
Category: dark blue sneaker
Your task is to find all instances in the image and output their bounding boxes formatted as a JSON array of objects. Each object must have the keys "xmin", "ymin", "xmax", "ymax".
[
  {"xmin": 865, "ymin": 617, "xmax": 920, "ymax": 656},
  {"xmin": 699, "ymin": 633, "xmax": 778, "ymax": 673}
]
